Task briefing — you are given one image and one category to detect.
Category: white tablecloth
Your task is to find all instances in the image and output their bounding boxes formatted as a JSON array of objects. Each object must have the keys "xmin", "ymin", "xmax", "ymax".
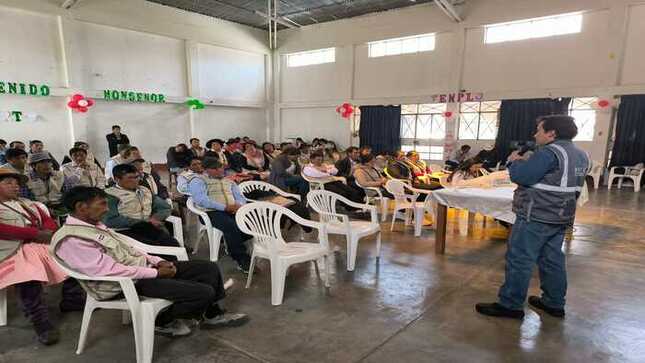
[{"xmin": 431, "ymin": 186, "xmax": 516, "ymax": 224}]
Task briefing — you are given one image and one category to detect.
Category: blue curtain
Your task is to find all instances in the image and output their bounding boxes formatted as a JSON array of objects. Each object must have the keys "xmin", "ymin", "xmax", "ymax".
[
  {"xmin": 494, "ymin": 98, "xmax": 571, "ymax": 162},
  {"xmin": 610, "ymin": 94, "xmax": 645, "ymax": 167},
  {"xmin": 359, "ymin": 105, "xmax": 401, "ymax": 154}
]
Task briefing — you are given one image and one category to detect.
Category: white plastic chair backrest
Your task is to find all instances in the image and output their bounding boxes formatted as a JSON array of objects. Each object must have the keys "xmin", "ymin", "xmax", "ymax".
[
  {"xmin": 354, "ymin": 178, "xmax": 380, "ymax": 198},
  {"xmin": 186, "ymin": 198, "xmax": 213, "ymax": 228},
  {"xmin": 384, "ymin": 179, "xmax": 409, "ymax": 204},
  {"xmin": 235, "ymin": 202, "xmax": 291, "ymax": 255},
  {"xmin": 590, "ymin": 160, "xmax": 603, "ymax": 175},
  {"xmin": 306, "ymin": 190, "xmax": 344, "ymax": 224},
  {"xmin": 239, "ymin": 180, "xmax": 276, "ymax": 195}
]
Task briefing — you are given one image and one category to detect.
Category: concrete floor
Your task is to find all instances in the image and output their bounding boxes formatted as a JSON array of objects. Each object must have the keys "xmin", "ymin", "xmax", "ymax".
[{"xmin": 1, "ymin": 188, "xmax": 645, "ymax": 362}]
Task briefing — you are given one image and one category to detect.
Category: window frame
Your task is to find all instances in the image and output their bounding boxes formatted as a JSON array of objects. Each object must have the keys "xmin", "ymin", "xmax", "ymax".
[
  {"xmin": 368, "ymin": 33, "xmax": 436, "ymax": 58},
  {"xmin": 458, "ymin": 101, "xmax": 501, "ymax": 141},
  {"xmin": 286, "ymin": 48, "xmax": 336, "ymax": 68},
  {"xmin": 484, "ymin": 12, "xmax": 583, "ymax": 44}
]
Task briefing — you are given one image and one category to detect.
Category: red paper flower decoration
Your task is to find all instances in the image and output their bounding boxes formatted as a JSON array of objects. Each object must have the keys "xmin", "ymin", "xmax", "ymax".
[
  {"xmin": 68, "ymin": 94, "xmax": 95, "ymax": 113},
  {"xmin": 443, "ymin": 111, "xmax": 453, "ymax": 118},
  {"xmin": 597, "ymin": 99, "xmax": 610, "ymax": 108},
  {"xmin": 336, "ymin": 102, "xmax": 354, "ymax": 119}
]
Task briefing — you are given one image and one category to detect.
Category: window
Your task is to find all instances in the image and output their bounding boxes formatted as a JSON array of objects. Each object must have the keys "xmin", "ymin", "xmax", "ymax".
[
  {"xmin": 568, "ymin": 97, "xmax": 596, "ymax": 141},
  {"xmin": 286, "ymin": 48, "xmax": 335, "ymax": 67},
  {"xmin": 458, "ymin": 101, "xmax": 500, "ymax": 140},
  {"xmin": 401, "ymin": 103, "xmax": 446, "ymax": 161},
  {"xmin": 368, "ymin": 33, "xmax": 435, "ymax": 58},
  {"xmin": 484, "ymin": 12, "xmax": 582, "ymax": 44}
]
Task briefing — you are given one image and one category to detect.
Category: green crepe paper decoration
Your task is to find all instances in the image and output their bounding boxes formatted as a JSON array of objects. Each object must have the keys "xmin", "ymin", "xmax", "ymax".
[{"xmin": 186, "ymin": 98, "xmax": 205, "ymax": 110}]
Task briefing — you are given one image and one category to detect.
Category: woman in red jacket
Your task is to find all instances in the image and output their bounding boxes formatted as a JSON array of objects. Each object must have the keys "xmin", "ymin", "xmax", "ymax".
[{"xmin": 0, "ymin": 169, "xmax": 83, "ymax": 345}]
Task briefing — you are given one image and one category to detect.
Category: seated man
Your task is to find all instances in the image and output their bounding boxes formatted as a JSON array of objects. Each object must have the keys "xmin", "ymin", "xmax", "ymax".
[
  {"xmin": 268, "ymin": 146, "xmax": 309, "ymax": 201},
  {"xmin": 61, "ymin": 141, "xmax": 103, "ymax": 170},
  {"xmin": 103, "ymin": 164, "xmax": 179, "ymax": 253},
  {"xmin": 1, "ymin": 148, "xmax": 33, "ymax": 199},
  {"xmin": 188, "ymin": 158, "xmax": 253, "ymax": 273},
  {"xmin": 105, "ymin": 145, "xmax": 150, "ymax": 183},
  {"xmin": 0, "ymin": 168, "xmax": 84, "ymax": 345},
  {"xmin": 131, "ymin": 158, "xmax": 169, "ymax": 200},
  {"xmin": 387, "ymin": 151, "xmax": 441, "ymax": 191},
  {"xmin": 29, "ymin": 140, "xmax": 60, "ymax": 171},
  {"xmin": 61, "ymin": 147, "xmax": 106, "ymax": 189},
  {"xmin": 52, "ymin": 186, "xmax": 248, "ymax": 336},
  {"xmin": 177, "ymin": 157, "xmax": 204, "ymax": 195},
  {"xmin": 26, "ymin": 151, "xmax": 67, "ymax": 216},
  {"xmin": 303, "ymin": 150, "xmax": 364, "ymax": 204}
]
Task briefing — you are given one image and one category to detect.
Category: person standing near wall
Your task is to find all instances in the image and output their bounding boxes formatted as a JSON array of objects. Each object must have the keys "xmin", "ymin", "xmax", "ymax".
[
  {"xmin": 106, "ymin": 125, "xmax": 130, "ymax": 157},
  {"xmin": 476, "ymin": 115, "xmax": 589, "ymax": 319}
]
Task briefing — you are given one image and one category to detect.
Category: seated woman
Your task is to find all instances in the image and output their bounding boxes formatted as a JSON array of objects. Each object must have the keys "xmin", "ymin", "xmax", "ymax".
[
  {"xmin": 446, "ymin": 159, "xmax": 485, "ymax": 186},
  {"xmin": 0, "ymin": 169, "xmax": 84, "ymax": 345},
  {"xmin": 386, "ymin": 151, "xmax": 442, "ymax": 191},
  {"xmin": 262, "ymin": 142, "xmax": 279, "ymax": 164},
  {"xmin": 242, "ymin": 142, "xmax": 270, "ymax": 180},
  {"xmin": 303, "ymin": 150, "xmax": 364, "ymax": 204},
  {"xmin": 353, "ymin": 153, "xmax": 394, "ymax": 199}
]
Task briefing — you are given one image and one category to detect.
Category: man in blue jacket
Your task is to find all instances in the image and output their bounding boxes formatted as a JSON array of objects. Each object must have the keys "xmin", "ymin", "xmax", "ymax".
[{"xmin": 476, "ymin": 115, "xmax": 589, "ymax": 319}]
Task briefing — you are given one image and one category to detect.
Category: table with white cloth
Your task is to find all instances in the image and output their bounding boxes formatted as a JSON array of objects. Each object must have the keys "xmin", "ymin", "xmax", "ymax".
[{"xmin": 430, "ymin": 186, "xmax": 516, "ymax": 254}]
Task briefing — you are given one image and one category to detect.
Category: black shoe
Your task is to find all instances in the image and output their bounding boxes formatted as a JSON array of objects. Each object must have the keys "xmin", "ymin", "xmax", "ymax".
[
  {"xmin": 475, "ymin": 302, "xmax": 525, "ymax": 319},
  {"xmin": 35, "ymin": 325, "xmax": 60, "ymax": 346},
  {"xmin": 528, "ymin": 296, "xmax": 565, "ymax": 318},
  {"xmin": 60, "ymin": 299, "xmax": 85, "ymax": 313}
]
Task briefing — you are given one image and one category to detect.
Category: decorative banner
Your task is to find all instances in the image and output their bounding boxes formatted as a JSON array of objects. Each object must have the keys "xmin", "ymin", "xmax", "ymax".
[
  {"xmin": 431, "ymin": 92, "xmax": 483, "ymax": 103},
  {"xmin": 1, "ymin": 111, "xmax": 40, "ymax": 122},
  {"xmin": 0, "ymin": 81, "xmax": 50, "ymax": 97},
  {"xmin": 185, "ymin": 98, "xmax": 205, "ymax": 110},
  {"xmin": 67, "ymin": 94, "xmax": 95, "ymax": 113},
  {"xmin": 336, "ymin": 102, "xmax": 354, "ymax": 119},
  {"xmin": 103, "ymin": 89, "xmax": 166, "ymax": 103}
]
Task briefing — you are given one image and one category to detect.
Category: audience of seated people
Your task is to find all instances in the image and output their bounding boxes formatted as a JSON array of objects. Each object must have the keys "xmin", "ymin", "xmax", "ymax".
[
  {"xmin": 187, "ymin": 158, "xmax": 253, "ymax": 272},
  {"xmin": 386, "ymin": 151, "xmax": 442, "ymax": 190},
  {"xmin": 242, "ymin": 142, "xmax": 270, "ymax": 180},
  {"xmin": 166, "ymin": 143, "xmax": 192, "ymax": 174},
  {"xmin": 1, "ymin": 148, "xmax": 33, "ymax": 199},
  {"xmin": 353, "ymin": 153, "xmax": 394, "ymax": 199},
  {"xmin": 268, "ymin": 145, "xmax": 309, "ymax": 201},
  {"xmin": 103, "ymin": 164, "xmax": 180, "ymax": 256},
  {"xmin": 61, "ymin": 141, "xmax": 103, "ymax": 170},
  {"xmin": 205, "ymin": 138, "xmax": 228, "ymax": 167},
  {"xmin": 132, "ymin": 158, "xmax": 169, "ymax": 199}
]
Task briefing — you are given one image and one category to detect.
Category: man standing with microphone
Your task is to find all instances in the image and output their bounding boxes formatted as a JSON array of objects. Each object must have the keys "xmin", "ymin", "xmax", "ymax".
[{"xmin": 476, "ymin": 115, "xmax": 589, "ymax": 319}]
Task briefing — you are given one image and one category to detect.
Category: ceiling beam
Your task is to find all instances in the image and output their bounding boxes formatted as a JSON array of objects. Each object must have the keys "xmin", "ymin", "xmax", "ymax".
[
  {"xmin": 254, "ymin": 10, "xmax": 300, "ymax": 29},
  {"xmin": 434, "ymin": 0, "xmax": 463, "ymax": 22}
]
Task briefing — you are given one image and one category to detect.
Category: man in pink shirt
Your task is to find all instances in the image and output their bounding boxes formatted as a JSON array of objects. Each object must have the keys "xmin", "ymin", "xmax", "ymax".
[{"xmin": 52, "ymin": 186, "xmax": 249, "ymax": 336}]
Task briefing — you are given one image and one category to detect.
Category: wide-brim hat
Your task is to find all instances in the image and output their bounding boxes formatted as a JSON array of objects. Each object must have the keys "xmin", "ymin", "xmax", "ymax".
[{"xmin": 0, "ymin": 167, "xmax": 28, "ymax": 183}]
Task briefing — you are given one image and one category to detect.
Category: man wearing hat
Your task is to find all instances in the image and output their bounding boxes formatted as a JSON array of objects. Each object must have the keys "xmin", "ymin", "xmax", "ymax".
[
  {"xmin": 188, "ymin": 157, "xmax": 253, "ymax": 273},
  {"xmin": 0, "ymin": 168, "xmax": 84, "ymax": 345},
  {"xmin": 26, "ymin": 151, "xmax": 67, "ymax": 217}
]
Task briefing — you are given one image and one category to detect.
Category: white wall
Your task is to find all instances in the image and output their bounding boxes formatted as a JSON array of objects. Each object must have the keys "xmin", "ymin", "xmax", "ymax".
[
  {"xmin": 0, "ymin": 0, "xmax": 270, "ymax": 164},
  {"xmin": 276, "ymin": 0, "xmax": 645, "ymax": 165},
  {"xmin": 281, "ymin": 107, "xmax": 352, "ymax": 148}
]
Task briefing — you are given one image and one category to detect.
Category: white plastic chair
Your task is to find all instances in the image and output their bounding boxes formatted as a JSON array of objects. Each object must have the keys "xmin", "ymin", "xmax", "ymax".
[
  {"xmin": 354, "ymin": 178, "xmax": 390, "ymax": 222},
  {"xmin": 587, "ymin": 160, "xmax": 604, "ymax": 189},
  {"xmin": 238, "ymin": 180, "xmax": 301, "ymax": 202},
  {"xmin": 301, "ymin": 172, "xmax": 339, "ymax": 191},
  {"xmin": 185, "ymin": 198, "xmax": 225, "ymax": 261},
  {"xmin": 307, "ymin": 190, "xmax": 381, "ymax": 271},
  {"xmin": 384, "ymin": 179, "xmax": 434, "ymax": 237},
  {"xmin": 608, "ymin": 164, "xmax": 644, "ymax": 192},
  {"xmin": 51, "ymin": 233, "xmax": 188, "ymax": 363},
  {"xmin": 235, "ymin": 202, "xmax": 331, "ymax": 305}
]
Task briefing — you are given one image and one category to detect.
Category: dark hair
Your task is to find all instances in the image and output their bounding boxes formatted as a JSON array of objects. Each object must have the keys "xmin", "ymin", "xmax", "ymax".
[
  {"xmin": 281, "ymin": 145, "xmax": 300, "ymax": 156},
  {"xmin": 447, "ymin": 158, "xmax": 483, "ymax": 182},
  {"xmin": 310, "ymin": 150, "xmax": 324, "ymax": 159},
  {"xmin": 360, "ymin": 153, "xmax": 375, "ymax": 164},
  {"xmin": 5, "ymin": 148, "xmax": 28, "ymax": 159},
  {"xmin": 29, "ymin": 140, "xmax": 43, "ymax": 146},
  {"xmin": 112, "ymin": 125, "xmax": 121, "ymax": 130},
  {"xmin": 176, "ymin": 143, "xmax": 188, "ymax": 151},
  {"xmin": 202, "ymin": 157, "xmax": 223, "ymax": 170},
  {"xmin": 69, "ymin": 147, "xmax": 87, "ymax": 157},
  {"xmin": 122, "ymin": 146, "xmax": 139, "ymax": 158},
  {"xmin": 345, "ymin": 146, "xmax": 358, "ymax": 154},
  {"xmin": 262, "ymin": 142, "xmax": 274, "ymax": 150},
  {"xmin": 73, "ymin": 141, "xmax": 89, "ymax": 148},
  {"xmin": 112, "ymin": 164, "xmax": 138, "ymax": 179},
  {"xmin": 130, "ymin": 158, "xmax": 146, "ymax": 164},
  {"xmin": 189, "ymin": 138, "xmax": 199, "ymax": 143},
  {"xmin": 537, "ymin": 115, "xmax": 578, "ymax": 140},
  {"xmin": 189, "ymin": 156, "xmax": 202, "ymax": 164},
  {"xmin": 461, "ymin": 145, "xmax": 471, "ymax": 151},
  {"xmin": 406, "ymin": 150, "xmax": 418, "ymax": 157},
  {"xmin": 206, "ymin": 139, "xmax": 224, "ymax": 149},
  {"xmin": 226, "ymin": 138, "xmax": 238, "ymax": 145},
  {"xmin": 63, "ymin": 186, "xmax": 107, "ymax": 212},
  {"xmin": 0, "ymin": 139, "xmax": 6, "ymax": 145},
  {"xmin": 9, "ymin": 141, "xmax": 24, "ymax": 148}
]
